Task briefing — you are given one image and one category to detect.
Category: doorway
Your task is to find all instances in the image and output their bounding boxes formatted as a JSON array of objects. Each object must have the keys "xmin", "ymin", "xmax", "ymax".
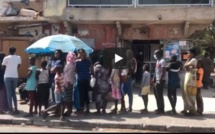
[{"xmin": 130, "ymin": 40, "xmax": 161, "ymax": 82}]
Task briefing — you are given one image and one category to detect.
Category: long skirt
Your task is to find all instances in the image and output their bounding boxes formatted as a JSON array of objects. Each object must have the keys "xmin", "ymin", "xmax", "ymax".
[
  {"xmin": 183, "ymin": 71, "xmax": 196, "ymax": 111},
  {"xmin": 0, "ymin": 86, "xmax": 9, "ymax": 112}
]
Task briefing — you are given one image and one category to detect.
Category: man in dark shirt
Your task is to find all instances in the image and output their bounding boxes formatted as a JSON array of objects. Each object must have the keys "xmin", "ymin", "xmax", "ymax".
[{"xmin": 201, "ymin": 52, "xmax": 213, "ymax": 89}]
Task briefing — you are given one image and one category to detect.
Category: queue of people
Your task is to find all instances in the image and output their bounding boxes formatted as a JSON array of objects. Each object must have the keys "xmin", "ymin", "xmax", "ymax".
[{"xmin": 0, "ymin": 46, "xmax": 208, "ymax": 120}]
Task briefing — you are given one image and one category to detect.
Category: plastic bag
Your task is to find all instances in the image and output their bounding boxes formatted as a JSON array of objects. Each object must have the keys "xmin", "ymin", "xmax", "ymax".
[
  {"xmin": 5, "ymin": 5, "xmax": 19, "ymax": 16},
  {"xmin": 90, "ymin": 76, "xmax": 96, "ymax": 88}
]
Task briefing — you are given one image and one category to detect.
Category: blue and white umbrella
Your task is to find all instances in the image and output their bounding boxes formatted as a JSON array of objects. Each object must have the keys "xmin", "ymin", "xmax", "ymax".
[{"xmin": 25, "ymin": 34, "xmax": 93, "ymax": 54}]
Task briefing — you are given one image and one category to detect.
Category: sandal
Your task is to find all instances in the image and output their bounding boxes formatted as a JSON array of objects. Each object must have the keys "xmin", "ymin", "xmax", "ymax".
[
  {"xmin": 109, "ymin": 109, "xmax": 117, "ymax": 114},
  {"xmin": 42, "ymin": 111, "xmax": 48, "ymax": 119},
  {"xmin": 140, "ymin": 109, "xmax": 148, "ymax": 113}
]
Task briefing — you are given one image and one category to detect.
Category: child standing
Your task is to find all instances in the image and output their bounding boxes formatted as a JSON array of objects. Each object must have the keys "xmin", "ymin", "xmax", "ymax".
[
  {"xmin": 37, "ymin": 61, "xmax": 50, "ymax": 116},
  {"xmin": 24, "ymin": 57, "xmax": 37, "ymax": 117},
  {"xmin": 140, "ymin": 64, "xmax": 151, "ymax": 113},
  {"xmin": 42, "ymin": 65, "xmax": 65, "ymax": 120},
  {"xmin": 109, "ymin": 60, "xmax": 121, "ymax": 114},
  {"xmin": 196, "ymin": 60, "xmax": 204, "ymax": 115}
]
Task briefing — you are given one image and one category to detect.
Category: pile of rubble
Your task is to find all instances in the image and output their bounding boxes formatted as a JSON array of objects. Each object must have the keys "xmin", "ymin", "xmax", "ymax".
[{"xmin": 0, "ymin": 2, "xmax": 41, "ymax": 19}]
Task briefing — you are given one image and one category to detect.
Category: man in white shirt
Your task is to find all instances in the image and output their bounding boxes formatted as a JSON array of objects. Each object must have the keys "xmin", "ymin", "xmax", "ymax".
[
  {"xmin": 2, "ymin": 47, "xmax": 21, "ymax": 114},
  {"xmin": 154, "ymin": 49, "xmax": 166, "ymax": 114}
]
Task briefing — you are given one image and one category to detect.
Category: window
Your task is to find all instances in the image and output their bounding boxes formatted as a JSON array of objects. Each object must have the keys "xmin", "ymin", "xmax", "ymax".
[
  {"xmin": 138, "ymin": 0, "xmax": 210, "ymax": 5},
  {"xmin": 68, "ymin": 0, "xmax": 133, "ymax": 6}
]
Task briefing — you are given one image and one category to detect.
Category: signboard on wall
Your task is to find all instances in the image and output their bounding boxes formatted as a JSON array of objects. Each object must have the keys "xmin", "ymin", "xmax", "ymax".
[
  {"xmin": 164, "ymin": 41, "xmax": 180, "ymax": 61},
  {"xmin": 19, "ymin": 26, "xmax": 42, "ymax": 37}
]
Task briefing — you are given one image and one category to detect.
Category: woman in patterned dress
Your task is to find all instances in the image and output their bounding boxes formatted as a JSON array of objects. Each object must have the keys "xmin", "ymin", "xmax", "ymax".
[{"xmin": 93, "ymin": 56, "xmax": 110, "ymax": 114}]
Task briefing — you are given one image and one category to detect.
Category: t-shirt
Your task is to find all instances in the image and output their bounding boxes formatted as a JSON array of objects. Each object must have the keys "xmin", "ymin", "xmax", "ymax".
[
  {"xmin": 197, "ymin": 68, "xmax": 204, "ymax": 88},
  {"xmin": 141, "ymin": 71, "xmax": 151, "ymax": 87},
  {"xmin": 2, "ymin": 55, "xmax": 21, "ymax": 78},
  {"xmin": 76, "ymin": 59, "xmax": 91, "ymax": 80},
  {"xmin": 25, "ymin": 66, "xmax": 37, "ymax": 91},
  {"xmin": 155, "ymin": 59, "xmax": 166, "ymax": 81},
  {"xmin": 38, "ymin": 69, "xmax": 49, "ymax": 84},
  {"xmin": 54, "ymin": 74, "xmax": 65, "ymax": 93}
]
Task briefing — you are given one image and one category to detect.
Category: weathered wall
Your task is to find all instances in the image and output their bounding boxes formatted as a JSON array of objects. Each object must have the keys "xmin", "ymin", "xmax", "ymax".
[
  {"xmin": 43, "ymin": 0, "xmax": 67, "ymax": 17},
  {"xmin": 0, "ymin": 23, "xmax": 18, "ymax": 35},
  {"xmin": 0, "ymin": 0, "xmax": 43, "ymax": 12},
  {"xmin": 72, "ymin": 24, "xmax": 117, "ymax": 50},
  {"xmin": 122, "ymin": 24, "xmax": 207, "ymax": 40},
  {"xmin": 63, "ymin": 7, "xmax": 215, "ymax": 24}
]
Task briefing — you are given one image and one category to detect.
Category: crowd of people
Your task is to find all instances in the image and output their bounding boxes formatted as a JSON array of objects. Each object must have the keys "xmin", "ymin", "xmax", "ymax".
[{"xmin": 0, "ymin": 46, "xmax": 211, "ymax": 121}]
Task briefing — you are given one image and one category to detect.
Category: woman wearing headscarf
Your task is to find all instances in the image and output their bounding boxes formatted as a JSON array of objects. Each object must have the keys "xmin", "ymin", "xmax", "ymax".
[
  {"xmin": 63, "ymin": 52, "xmax": 76, "ymax": 116},
  {"xmin": 93, "ymin": 55, "xmax": 110, "ymax": 114},
  {"xmin": 0, "ymin": 52, "xmax": 8, "ymax": 114}
]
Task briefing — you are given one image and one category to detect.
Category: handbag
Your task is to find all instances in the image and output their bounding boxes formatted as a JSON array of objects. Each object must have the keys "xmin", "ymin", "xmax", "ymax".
[{"xmin": 90, "ymin": 76, "xmax": 96, "ymax": 88}]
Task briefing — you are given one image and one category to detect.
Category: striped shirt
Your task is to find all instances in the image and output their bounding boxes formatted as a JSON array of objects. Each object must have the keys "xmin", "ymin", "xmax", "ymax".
[
  {"xmin": 54, "ymin": 74, "xmax": 65, "ymax": 93},
  {"xmin": 76, "ymin": 59, "xmax": 91, "ymax": 80}
]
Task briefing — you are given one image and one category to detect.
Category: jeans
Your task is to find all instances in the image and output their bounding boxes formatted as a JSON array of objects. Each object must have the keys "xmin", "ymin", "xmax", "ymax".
[
  {"xmin": 154, "ymin": 80, "xmax": 165, "ymax": 112},
  {"xmin": 121, "ymin": 77, "xmax": 134, "ymax": 108},
  {"xmin": 4, "ymin": 77, "xmax": 18, "ymax": 110}
]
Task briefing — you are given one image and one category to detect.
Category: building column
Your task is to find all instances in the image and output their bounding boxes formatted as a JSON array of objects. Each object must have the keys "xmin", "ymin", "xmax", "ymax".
[
  {"xmin": 63, "ymin": 21, "xmax": 72, "ymax": 35},
  {"xmin": 116, "ymin": 21, "xmax": 122, "ymax": 48}
]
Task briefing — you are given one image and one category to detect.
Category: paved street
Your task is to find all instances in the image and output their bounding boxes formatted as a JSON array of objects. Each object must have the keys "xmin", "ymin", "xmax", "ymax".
[
  {"xmin": 0, "ymin": 125, "xmax": 166, "ymax": 133},
  {"xmin": 0, "ymin": 87, "xmax": 215, "ymax": 132}
]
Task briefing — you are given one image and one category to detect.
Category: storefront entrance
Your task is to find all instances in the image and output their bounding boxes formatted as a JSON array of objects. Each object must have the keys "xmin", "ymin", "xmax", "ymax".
[{"xmin": 129, "ymin": 40, "xmax": 161, "ymax": 82}]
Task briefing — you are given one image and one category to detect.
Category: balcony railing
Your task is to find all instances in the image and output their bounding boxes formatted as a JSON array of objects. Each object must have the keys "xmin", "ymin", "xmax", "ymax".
[{"xmin": 67, "ymin": 0, "xmax": 213, "ymax": 7}]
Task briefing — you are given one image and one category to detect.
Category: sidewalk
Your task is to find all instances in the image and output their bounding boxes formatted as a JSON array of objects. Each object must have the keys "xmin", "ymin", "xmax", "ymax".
[{"xmin": 0, "ymin": 88, "xmax": 215, "ymax": 132}]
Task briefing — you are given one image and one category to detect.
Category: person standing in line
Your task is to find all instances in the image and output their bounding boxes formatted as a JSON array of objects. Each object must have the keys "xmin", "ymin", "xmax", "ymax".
[
  {"xmin": 49, "ymin": 49, "xmax": 65, "ymax": 115},
  {"xmin": 182, "ymin": 48, "xmax": 198, "ymax": 116},
  {"xmin": 123, "ymin": 49, "xmax": 137, "ymax": 112},
  {"xmin": 76, "ymin": 49, "xmax": 92, "ymax": 114},
  {"xmin": 93, "ymin": 55, "xmax": 110, "ymax": 114},
  {"xmin": 0, "ymin": 52, "xmax": 8, "ymax": 114},
  {"xmin": 42, "ymin": 65, "xmax": 65, "ymax": 121},
  {"xmin": 166, "ymin": 55, "xmax": 182, "ymax": 114},
  {"xmin": 140, "ymin": 64, "xmax": 151, "ymax": 113},
  {"xmin": 73, "ymin": 52, "xmax": 81, "ymax": 114},
  {"xmin": 1, "ymin": 47, "xmax": 21, "ymax": 114},
  {"xmin": 36, "ymin": 61, "xmax": 50, "ymax": 116},
  {"xmin": 196, "ymin": 60, "xmax": 204, "ymax": 115},
  {"xmin": 201, "ymin": 52, "xmax": 213, "ymax": 89},
  {"xmin": 50, "ymin": 49, "xmax": 65, "ymax": 103},
  {"xmin": 24, "ymin": 57, "xmax": 37, "ymax": 117},
  {"xmin": 109, "ymin": 60, "xmax": 121, "ymax": 114},
  {"xmin": 63, "ymin": 52, "xmax": 76, "ymax": 116},
  {"xmin": 153, "ymin": 49, "xmax": 166, "ymax": 114}
]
